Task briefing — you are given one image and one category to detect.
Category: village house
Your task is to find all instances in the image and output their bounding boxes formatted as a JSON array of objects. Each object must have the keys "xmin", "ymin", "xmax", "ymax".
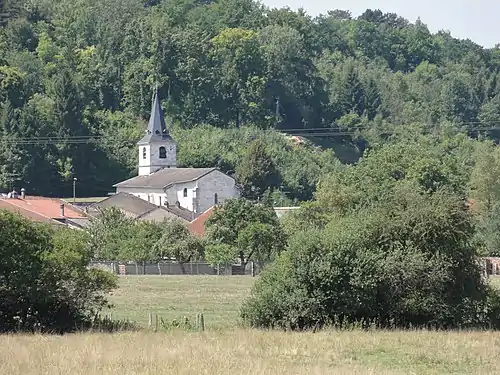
[
  {"xmin": 0, "ymin": 190, "xmax": 89, "ymax": 229},
  {"xmin": 112, "ymin": 90, "xmax": 239, "ymax": 218}
]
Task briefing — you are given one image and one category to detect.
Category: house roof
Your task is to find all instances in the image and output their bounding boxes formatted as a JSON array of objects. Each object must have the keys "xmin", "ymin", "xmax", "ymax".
[
  {"xmin": 137, "ymin": 89, "xmax": 173, "ymax": 145},
  {"xmin": 113, "ymin": 167, "xmax": 216, "ymax": 189},
  {"xmin": 187, "ymin": 206, "xmax": 216, "ymax": 236},
  {"xmin": 89, "ymin": 192, "xmax": 159, "ymax": 217},
  {"xmin": 137, "ymin": 206, "xmax": 191, "ymax": 223},
  {"xmin": 1, "ymin": 196, "xmax": 86, "ymax": 220},
  {"xmin": 0, "ymin": 199, "xmax": 63, "ymax": 225},
  {"xmin": 89, "ymin": 192, "xmax": 194, "ymax": 222}
]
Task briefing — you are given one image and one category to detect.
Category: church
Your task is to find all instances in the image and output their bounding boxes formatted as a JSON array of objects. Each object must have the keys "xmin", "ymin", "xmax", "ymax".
[{"xmin": 113, "ymin": 90, "xmax": 239, "ymax": 218}]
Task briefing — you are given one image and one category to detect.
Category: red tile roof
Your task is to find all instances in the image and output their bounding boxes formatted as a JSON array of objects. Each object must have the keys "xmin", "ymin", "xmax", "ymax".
[
  {"xmin": 188, "ymin": 206, "xmax": 216, "ymax": 237},
  {"xmin": 0, "ymin": 196, "xmax": 86, "ymax": 221},
  {"xmin": 0, "ymin": 199, "xmax": 59, "ymax": 224}
]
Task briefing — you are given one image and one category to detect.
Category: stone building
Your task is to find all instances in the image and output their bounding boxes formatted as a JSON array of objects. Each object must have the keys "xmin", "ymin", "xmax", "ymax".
[{"xmin": 113, "ymin": 90, "xmax": 239, "ymax": 217}]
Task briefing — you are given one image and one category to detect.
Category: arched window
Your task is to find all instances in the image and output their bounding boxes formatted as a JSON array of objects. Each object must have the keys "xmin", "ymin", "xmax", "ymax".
[
  {"xmin": 159, "ymin": 146, "xmax": 166, "ymax": 159},
  {"xmin": 142, "ymin": 147, "xmax": 147, "ymax": 159},
  {"xmin": 183, "ymin": 188, "xmax": 188, "ymax": 198},
  {"xmin": 214, "ymin": 193, "xmax": 218, "ymax": 205}
]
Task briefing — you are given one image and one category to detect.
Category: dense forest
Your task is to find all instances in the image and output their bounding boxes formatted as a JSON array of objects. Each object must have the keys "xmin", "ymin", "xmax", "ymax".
[{"xmin": 1, "ymin": 0, "xmax": 500, "ymax": 201}]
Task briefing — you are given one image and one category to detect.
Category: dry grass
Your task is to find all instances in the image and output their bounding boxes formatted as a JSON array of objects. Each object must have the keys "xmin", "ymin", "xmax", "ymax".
[
  {"xmin": 105, "ymin": 275, "xmax": 255, "ymax": 329},
  {"xmin": 2, "ymin": 329, "xmax": 500, "ymax": 375},
  {"xmin": 3, "ymin": 276, "xmax": 500, "ymax": 374}
]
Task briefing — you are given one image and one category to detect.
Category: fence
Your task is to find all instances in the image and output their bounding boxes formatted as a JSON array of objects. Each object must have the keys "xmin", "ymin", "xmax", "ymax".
[{"xmin": 89, "ymin": 261, "xmax": 259, "ymax": 276}]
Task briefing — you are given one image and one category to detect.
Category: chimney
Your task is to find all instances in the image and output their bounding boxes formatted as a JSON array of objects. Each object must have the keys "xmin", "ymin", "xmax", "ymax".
[
  {"xmin": 60, "ymin": 203, "xmax": 65, "ymax": 217},
  {"xmin": 20, "ymin": 188, "xmax": 25, "ymax": 199}
]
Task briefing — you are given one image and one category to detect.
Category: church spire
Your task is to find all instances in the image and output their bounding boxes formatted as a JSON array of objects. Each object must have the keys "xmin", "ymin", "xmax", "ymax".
[{"xmin": 137, "ymin": 87, "xmax": 172, "ymax": 145}]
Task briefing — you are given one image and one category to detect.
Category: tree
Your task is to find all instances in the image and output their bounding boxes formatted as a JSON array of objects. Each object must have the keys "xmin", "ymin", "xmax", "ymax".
[
  {"xmin": 236, "ymin": 138, "xmax": 281, "ymax": 199},
  {"xmin": 153, "ymin": 219, "xmax": 205, "ymax": 273},
  {"xmin": 0, "ymin": 210, "xmax": 116, "ymax": 333},
  {"xmin": 205, "ymin": 198, "xmax": 286, "ymax": 268},
  {"xmin": 241, "ymin": 186, "xmax": 500, "ymax": 330},
  {"xmin": 87, "ymin": 207, "xmax": 136, "ymax": 260}
]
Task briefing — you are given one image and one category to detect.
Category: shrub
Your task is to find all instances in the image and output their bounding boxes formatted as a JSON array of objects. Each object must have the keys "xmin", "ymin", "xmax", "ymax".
[
  {"xmin": 241, "ymin": 187, "xmax": 500, "ymax": 330},
  {"xmin": 0, "ymin": 211, "xmax": 117, "ymax": 333}
]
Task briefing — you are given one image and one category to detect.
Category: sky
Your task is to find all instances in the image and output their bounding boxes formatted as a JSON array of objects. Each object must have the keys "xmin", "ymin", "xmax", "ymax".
[{"xmin": 260, "ymin": 0, "xmax": 500, "ymax": 48}]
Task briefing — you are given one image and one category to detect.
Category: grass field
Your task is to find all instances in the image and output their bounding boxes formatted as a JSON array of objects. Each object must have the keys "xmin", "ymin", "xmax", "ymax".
[
  {"xmin": 2, "ymin": 276, "xmax": 500, "ymax": 375},
  {"xmin": 105, "ymin": 276, "xmax": 255, "ymax": 329}
]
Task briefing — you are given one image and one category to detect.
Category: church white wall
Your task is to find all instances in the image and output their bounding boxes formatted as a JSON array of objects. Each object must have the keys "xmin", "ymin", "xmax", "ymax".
[
  {"xmin": 116, "ymin": 170, "xmax": 239, "ymax": 215},
  {"xmin": 164, "ymin": 181, "xmax": 196, "ymax": 211},
  {"xmin": 196, "ymin": 170, "xmax": 239, "ymax": 213}
]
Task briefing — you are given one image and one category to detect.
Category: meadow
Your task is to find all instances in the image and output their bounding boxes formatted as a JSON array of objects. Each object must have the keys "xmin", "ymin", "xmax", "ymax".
[{"xmin": 2, "ymin": 276, "xmax": 500, "ymax": 375}]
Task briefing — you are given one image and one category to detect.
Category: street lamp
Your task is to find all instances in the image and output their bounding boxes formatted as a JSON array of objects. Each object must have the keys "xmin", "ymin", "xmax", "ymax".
[{"xmin": 73, "ymin": 177, "xmax": 78, "ymax": 204}]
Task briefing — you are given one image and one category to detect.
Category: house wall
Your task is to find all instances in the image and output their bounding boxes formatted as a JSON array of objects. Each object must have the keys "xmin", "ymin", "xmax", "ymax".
[{"xmin": 138, "ymin": 140, "xmax": 177, "ymax": 176}]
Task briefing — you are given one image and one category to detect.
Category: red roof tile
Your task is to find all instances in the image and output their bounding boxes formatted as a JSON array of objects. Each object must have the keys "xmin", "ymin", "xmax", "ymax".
[
  {"xmin": 0, "ymin": 199, "xmax": 60, "ymax": 224},
  {"xmin": 0, "ymin": 196, "xmax": 85, "ymax": 220},
  {"xmin": 188, "ymin": 206, "xmax": 215, "ymax": 237}
]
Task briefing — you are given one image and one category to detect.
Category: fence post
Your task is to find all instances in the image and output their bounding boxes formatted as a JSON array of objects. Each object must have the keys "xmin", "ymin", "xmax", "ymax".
[
  {"xmin": 155, "ymin": 314, "xmax": 159, "ymax": 332},
  {"xmin": 199, "ymin": 313, "xmax": 205, "ymax": 332},
  {"xmin": 148, "ymin": 312, "xmax": 152, "ymax": 328},
  {"xmin": 157, "ymin": 262, "xmax": 162, "ymax": 276}
]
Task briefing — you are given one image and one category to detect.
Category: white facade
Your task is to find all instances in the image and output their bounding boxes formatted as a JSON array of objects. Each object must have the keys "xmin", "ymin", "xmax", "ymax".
[
  {"xmin": 116, "ymin": 169, "xmax": 239, "ymax": 216},
  {"xmin": 138, "ymin": 140, "xmax": 177, "ymax": 176}
]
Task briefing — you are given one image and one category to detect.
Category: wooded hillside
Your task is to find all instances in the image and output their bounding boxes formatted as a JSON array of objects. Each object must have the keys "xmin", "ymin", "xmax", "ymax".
[{"xmin": 1, "ymin": 0, "xmax": 500, "ymax": 199}]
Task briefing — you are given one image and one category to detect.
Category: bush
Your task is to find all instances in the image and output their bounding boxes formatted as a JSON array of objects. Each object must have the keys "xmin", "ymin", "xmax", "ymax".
[
  {"xmin": 0, "ymin": 211, "xmax": 117, "ymax": 333},
  {"xmin": 241, "ymin": 187, "xmax": 500, "ymax": 330}
]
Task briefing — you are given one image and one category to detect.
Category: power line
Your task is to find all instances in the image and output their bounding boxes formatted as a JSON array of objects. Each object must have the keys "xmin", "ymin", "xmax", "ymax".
[{"xmin": 2, "ymin": 122, "xmax": 500, "ymax": 145}]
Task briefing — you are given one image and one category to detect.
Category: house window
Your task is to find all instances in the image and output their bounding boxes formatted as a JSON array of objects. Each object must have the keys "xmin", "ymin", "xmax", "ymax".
[
  {"xmin": 142, "ymin": 147, "xmax": 147, "ymax": 159},
  {"xmin": 159, "ymin": 196, "xmax": 162, "ymax": 206},
  {"xmin": 159, "ymin": 146, "xmax": 166, "ymax": 159},
  {"xmin": 214, "ymin": 193, "xmax": 218, "ymax": 205},
  {"xmin": 183, "ymin": 188, "xmax": 188, "ymax": 198}
]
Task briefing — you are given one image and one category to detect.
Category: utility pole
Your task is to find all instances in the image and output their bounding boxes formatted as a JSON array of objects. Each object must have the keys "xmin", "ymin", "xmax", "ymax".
[{"xmin": 73, "ymin": 177, "xmax": 77, "ymax": 204}]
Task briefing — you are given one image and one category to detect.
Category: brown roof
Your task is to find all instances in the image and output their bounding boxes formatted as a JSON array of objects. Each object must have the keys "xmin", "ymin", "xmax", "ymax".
[
  {"xmin": 89, "ymin": 192, "xmax": 194, "ymax": 222},
  {"xmin": 113, "ymin": 168, "xmax": 216, "ymax": 189},
  {"xmin": 0, "ymin": 196, "xmax": 85, "ymax": 220},
  {"xmin": 89, "ymin": 192, "xmax": 158, "ymax": 217},
  {"xmin": 137, "ymin": 206, "xmax": 191, "ymax": 222},
  {"xmin": 188, "ymin": 206, "xmax": 215, "ymax": 236}
]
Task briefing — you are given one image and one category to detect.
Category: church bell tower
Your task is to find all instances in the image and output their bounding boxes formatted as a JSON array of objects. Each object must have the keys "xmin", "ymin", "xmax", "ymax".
[{"xmin": 137, "ymin": 89, "xmax": 177, "ymax": 176}]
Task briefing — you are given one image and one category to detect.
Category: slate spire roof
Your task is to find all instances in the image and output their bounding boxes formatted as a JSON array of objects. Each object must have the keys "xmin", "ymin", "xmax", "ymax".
[{"xmin": 137, "ymin": 88, "xmax": 172, "ymax": 145}]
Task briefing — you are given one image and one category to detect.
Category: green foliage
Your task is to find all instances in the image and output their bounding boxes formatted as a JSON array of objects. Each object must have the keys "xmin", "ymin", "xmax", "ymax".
[
  {"xmin": 206, "ymin": 198, "xmax": 287, "ymax": 267},
  {"xmin": 154, "ymin": 218, "xmax": 205, "ymax": 272},
  {"xmin": 236, "ymin": 138, "xmax": 280, "ymax": 199},
  {"xmin": 88, "ymin": 209, "xmax": 204, "ymax": 268},
  {"xmin": 0, "ymin": 210, "xmax": 117, "ymax": 333},
  {"xmin": 2, "ymin": 1, "xmax": 500, "ymax": 202},
  {"xmin": 241, "ymin": 186, "xmax": 500, "ymax": 330}
]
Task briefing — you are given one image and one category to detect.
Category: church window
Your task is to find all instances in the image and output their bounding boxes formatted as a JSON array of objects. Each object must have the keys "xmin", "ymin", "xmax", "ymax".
[
  {"xmin": 214, "ymin": 193, "xmax": 218, "ymax": 205},
  {"xmin": 159, "ymin": 146, "xmax": 167, "ymax": 159},
  {"xmin": 183, "ymin": 188, "xmax": 188, "ymax": 198},
  {"xmin": 142, "ymin": 147, "xmax": 146, "ymax": 159}
]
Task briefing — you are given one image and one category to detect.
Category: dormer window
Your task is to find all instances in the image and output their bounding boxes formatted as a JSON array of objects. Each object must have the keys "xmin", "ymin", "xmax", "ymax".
[
  {"xmin": 142, "ymin": 147, "xmax": 146, "ymax": 159},
  {"xmin": 159, "ymin": 146, "xmax": 166, "ymax": 159}
]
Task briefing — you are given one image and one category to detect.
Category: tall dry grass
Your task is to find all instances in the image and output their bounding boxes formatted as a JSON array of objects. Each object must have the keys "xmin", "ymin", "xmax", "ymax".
[{"xmin": 1, "ymin": 329, "xmax": 500, "ymax": 375}]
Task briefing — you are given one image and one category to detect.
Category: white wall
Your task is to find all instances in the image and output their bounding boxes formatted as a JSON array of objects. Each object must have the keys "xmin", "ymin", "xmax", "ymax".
[{"xmin": 117, "ymin": 170, "xmax": 239, "ymax": 215}]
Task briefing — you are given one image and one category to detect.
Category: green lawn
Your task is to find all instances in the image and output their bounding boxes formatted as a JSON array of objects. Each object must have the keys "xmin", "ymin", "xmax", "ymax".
[{"xmin": 106, "ymin": 276, "xmax": 255, "ymax": 329}]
